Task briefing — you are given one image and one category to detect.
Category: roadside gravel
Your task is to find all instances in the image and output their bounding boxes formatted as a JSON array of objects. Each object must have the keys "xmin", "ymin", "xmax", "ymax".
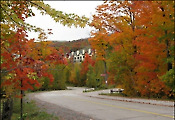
[
  {"xmin": 25, "ymin": 93, "xmax": 97, "ymax": 120},
  {"xmin": 82, "ymin": 89, "xmax": 174, "ymax": 107}
]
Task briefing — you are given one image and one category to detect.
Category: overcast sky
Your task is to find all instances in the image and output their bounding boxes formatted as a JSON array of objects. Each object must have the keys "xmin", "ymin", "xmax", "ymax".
[{"xmin": 26, "ymin": 1, "xmax": 104, "ymax": 41}]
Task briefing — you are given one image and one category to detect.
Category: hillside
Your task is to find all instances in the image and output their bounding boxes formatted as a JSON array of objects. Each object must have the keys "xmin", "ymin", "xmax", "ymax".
[{"xmin": 50, "ymin": 38, "xmax": 91, "ymax": 53}]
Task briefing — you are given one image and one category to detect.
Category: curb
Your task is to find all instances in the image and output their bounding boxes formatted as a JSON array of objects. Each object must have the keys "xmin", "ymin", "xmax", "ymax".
[{"xmin": 83, "ymin": 94, "xmax": 174, "ymax": 107}]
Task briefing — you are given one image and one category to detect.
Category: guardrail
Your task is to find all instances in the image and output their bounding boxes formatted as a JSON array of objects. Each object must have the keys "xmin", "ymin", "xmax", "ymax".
[
  {"xmin": 83, "ymin": 88, "xmax": 95, "ymax": 92},
  {"xmin": 110, "ymin": 88, "xmax": 124, "ymax": 93}
]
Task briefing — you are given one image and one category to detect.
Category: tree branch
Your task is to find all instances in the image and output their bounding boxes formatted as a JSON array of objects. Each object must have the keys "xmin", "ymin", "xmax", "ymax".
[{"xmin": 1, "ymin": 6, "xmax": 25, "ymax": 28}]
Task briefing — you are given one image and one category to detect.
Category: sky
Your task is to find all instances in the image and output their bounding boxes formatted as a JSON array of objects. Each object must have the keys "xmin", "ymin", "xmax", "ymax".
[{"xmin": 25, "ymin": 1, "xmax": 104, "ymax": 41}]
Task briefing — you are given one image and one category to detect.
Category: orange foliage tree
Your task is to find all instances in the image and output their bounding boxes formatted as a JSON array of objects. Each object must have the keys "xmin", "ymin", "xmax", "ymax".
[
  {"xmin": 132, "ymin": 1, "xmax": 174, "ymax": 97},
  {"xmin": 1, "ymin": 1, "xmax": 89, "ymax": 119},
  {"xmin": 90, "ymin": 1, "xmax": 174, "ymax": 97},
  {"xmin": 89, "ymin": 1, "xmax": 137, "ymax": 94},
  {"xmin": 80, "ymin": 53, "xmax": 95, "ymax": 85},
  {"xmin": 1, "ymin": 0, "xmax": 88, "ymax": 96}
]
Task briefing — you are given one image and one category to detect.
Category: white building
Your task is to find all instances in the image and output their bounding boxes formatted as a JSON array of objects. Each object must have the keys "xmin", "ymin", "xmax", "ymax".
[{"xmin": 65, "ymin": 48, "xmax": 94, "ymax": 63}]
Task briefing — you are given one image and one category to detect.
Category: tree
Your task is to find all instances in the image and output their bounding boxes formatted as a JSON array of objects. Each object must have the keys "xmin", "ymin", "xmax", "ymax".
[
  {"xmin": 90, "ymin": 1, "xmax": 174, "ymax": 98},
  {"xmin": 89, "ymin": 1, "xmax": 136, "ymax": 92},
  {"xmin": 86, "ymin": 65, "xmax": 97, "ymax": 88},
  {"xmin": 80, "ymin": 53, "xmax": 95, "ymax": 86},
  {"xmin": 51, "ymin": 64, "xmax": 67, "ymax": 90},
  {"xmin": 1, "ymin": 0, "xmax": 89, "ymax": 94},
  {"xmin": 1, "ymin": 1, "xmax": 89, "ymax": 119},
  {"xmin": 132, "ymin": 1, "xmax": 174, "ymax": 97},
  {"xmin": 69, "ymin": 63, "xmax": 81, "ymax": 86},
  {"xmin": 108, "ymin": 49, "xmax": 136, "ymax": 95}
]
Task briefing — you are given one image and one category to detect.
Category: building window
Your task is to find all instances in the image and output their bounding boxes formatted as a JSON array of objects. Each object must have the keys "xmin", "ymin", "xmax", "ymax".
[{"xmin": 77, "ymin": 57, "xmax": 79, "ymax": 59}]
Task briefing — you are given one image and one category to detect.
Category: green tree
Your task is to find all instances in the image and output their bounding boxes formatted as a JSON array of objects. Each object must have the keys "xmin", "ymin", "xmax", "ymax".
[
  {"xmin": 69, "ymin": 63, "xmax": 81, "ymax": 86},
  {"xmin": 86, "ymin": 65, "xmax": 97, "ymax": 88},
  {"xmin": 51, "ymin": 64, "xmax": 66, "ymax": 90}
]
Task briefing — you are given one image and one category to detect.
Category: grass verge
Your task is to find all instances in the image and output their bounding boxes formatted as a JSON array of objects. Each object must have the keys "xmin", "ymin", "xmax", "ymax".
[{"xmin": 11, "ymin": 98, "xmax": 59, "ymax": 120}]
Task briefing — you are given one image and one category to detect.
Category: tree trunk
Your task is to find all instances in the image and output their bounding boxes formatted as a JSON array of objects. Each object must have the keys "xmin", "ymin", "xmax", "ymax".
[
  {"xmin": 20, "ymin": 79, "xmax": 23, "ymax": 120},
  {"xmin": 103, "ymin": 60, "xmax": 108, "ymax": 85},
  {"xmin": 166, "ymin": 39, "xmax": 172, "ymax": 71}
]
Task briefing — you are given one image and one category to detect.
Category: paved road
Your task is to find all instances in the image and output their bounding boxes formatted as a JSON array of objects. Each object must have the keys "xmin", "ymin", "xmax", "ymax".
[{"xmin": 32, "ymin": 87, "xmax": 174, "ymax": 120}]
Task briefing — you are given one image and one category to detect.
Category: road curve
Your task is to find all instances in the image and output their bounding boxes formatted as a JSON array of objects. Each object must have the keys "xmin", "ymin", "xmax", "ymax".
[{"xmin": 29, "ymin": 87, "xmax": 174, "ymax": 120}]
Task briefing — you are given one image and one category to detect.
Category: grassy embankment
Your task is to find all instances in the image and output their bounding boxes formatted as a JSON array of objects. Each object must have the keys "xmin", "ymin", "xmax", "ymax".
[{"xmin": 11, "ymin": 98, "xmax": 59, "ymax": 120}]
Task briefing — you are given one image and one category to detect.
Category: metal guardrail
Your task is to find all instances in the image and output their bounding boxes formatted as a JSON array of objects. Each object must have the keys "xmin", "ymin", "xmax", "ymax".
[
  {"xmin": 110, "ymin": 88, "xmax": 124, "ymax": 93},
  {"xmin": 83, "ymin": 88, "xmax": 95, "ymax": 92}
]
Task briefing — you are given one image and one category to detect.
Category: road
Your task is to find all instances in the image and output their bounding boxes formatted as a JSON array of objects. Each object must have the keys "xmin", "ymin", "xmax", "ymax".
[{"xmin": 32, "ymin": 87, "xmax": 174, "ymax": 120}]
